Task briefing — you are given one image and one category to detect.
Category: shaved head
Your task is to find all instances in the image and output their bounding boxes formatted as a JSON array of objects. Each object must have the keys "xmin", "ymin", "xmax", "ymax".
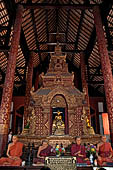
[{"xmin": 12, "ymin": 135, "xmax": 18, "ymax": 144}]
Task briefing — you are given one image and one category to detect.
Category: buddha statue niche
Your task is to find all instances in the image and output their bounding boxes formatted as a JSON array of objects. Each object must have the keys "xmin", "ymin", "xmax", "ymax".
[{"xmin": 52, "ymin": 110, "xmax": 65, "ymax": 135}]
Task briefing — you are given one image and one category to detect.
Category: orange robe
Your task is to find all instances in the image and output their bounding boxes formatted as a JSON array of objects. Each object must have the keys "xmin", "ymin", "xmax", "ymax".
[
  {"xmin": 97, "ymin": 142, "xmax": 113, "ymax": 166},
  {"xmin": 0, "ymin": 142, "xmax": 23, "ymax": 166}
]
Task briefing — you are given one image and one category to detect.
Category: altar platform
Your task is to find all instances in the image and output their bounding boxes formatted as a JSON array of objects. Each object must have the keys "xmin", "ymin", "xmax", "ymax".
[{"xmin": 18, "ymin": 134, "xmax": 101, "ymax": 148}]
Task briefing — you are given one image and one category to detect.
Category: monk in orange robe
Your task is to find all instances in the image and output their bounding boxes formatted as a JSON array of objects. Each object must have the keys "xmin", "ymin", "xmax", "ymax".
[
  {"xmin": 0, "ymin": 135, "xmax": 23, "ymax": 166},
  {"xmin": 97, "ymin": 135, "xmax": 113, "ymax": 166}
]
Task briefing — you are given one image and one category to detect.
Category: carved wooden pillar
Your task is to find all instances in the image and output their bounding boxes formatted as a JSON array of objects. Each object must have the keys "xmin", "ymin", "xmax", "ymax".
[
  {"xmin": 80, "ymin": 52, "xmax": 90, "ymax": 119},
  {"xmin": 93, "ymin": 6, "xmax": 113, "ymax": 142},
  {"xmin": 0, "ymin": 5, "xmax": 23, "ymax": 156},
  {"xmin": 24, "ymin": 52, "xmax": 34, "ymax": 127}
]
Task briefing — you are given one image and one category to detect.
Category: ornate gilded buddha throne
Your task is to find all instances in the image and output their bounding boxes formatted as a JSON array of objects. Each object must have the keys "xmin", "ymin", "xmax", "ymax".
[
  {"xmin": 20, "ymin": 45, "xmax": 101, "ymax": 146},
  {"xmin": 28, "ymin": 45, "xmax": 85, "ymax": 138}
]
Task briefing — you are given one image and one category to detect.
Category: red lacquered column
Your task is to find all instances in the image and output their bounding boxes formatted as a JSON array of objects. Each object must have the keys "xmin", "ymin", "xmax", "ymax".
[
  {"xmin": 93, "ymin": 6, "xmax": 113, "ymax": 142},
  {"xmin": 24, "ymin": 52, "xmax": 34, "ymax": 127},
  {"xmin": 0, "ymin": 5, "xmax": 23, "ymax": 156}
]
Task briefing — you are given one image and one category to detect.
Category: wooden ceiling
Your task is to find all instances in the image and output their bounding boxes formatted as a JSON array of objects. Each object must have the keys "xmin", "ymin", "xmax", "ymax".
[{"xmin": 0, "ymin": 0, "xmax": 113, "ymax": 97}]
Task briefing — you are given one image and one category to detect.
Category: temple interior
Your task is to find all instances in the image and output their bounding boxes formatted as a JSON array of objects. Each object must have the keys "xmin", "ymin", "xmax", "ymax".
[{"xmin": 0, "ymin": 0, "xmax": 113, "ymax": 169}]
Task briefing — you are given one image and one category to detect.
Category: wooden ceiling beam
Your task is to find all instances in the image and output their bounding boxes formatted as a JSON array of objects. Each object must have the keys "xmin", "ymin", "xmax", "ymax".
[
  {"xmin": 44, "ymin": 9, "xmax": 51, "ymax": 69},
  {"xmin": 30, "ymin": 9, "xmax": 41, "ymax": 62},
  {"xmin": 71, "ymin": 9, "xmax": 85, "ymax": 63},
  {"xmin": 22, "ymin": 3, "xmax": 96, "ymax": 10},
  {"xmin": 84, "ymin": 27, "xmax": 96, "ymax": 65},
  {"xmin": 85, "ymin": 28, "xmax": 96, "ymax": 81},
  {"xmin": 74, "ymin": 0, "xmax": 90, "ymax": 52},
  {"xmin": 32, "ymin": 8, "xmax": 50, "ymax": 85},
  {"xmin": 56, "ymin": 8, "xmax": 59, "ymax": 33},
  {"xmin": 35, "ymin": 42, "xmax": 79, "ymax": 45},
  {"xmin": 64, "ymin": 9, "xmax": 70, "ymax": 51},
  {"xmin": 0, "ymin": 46, "xmax": 85, "ymax": 53},
  {"xmin": 49, "ymin": 32, "xmax": 65, "ymax": 35},
  {"xmin": 100, "ymin": 2, "xmax": 113, "ymax": 50},
  {"xmin": 45, "ymin": 10, "xmax": 49, "ymax": 43},
  {"xmin": 83, "ymin": 0, "xmax": 96, "ymax": 65},
  {"xmin": 33, "ymin": 49, "xmax": 84, "ymax": 53},
  {"xmin": 74, "ymin": 11, "xmax": 84, "ymax": 50}
]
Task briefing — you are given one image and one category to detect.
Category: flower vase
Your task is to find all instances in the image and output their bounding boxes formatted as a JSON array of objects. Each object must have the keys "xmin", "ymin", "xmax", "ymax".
[
  {"xmin": 90, "ymin": 154, "xmax": 93, "ymax": 165},
  {"xmin": 56, "ymin": 153, "xmax": 60, "ymax": 157}
]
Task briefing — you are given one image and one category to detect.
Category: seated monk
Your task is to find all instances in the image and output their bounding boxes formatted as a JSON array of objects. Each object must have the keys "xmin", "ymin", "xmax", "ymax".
[
  {"xmin": 0, "ymin": 135, "xmax": 23, "ymax": 166},
  {"xmin": 71, "ymin": 136, "xmax": 90, "ymax": 165},
  {"xmin": 96, "ymin": 135, "xmax": 113, "ymax": 166},
  {"xmin": 33, "ymin": 140, "xmax": 53, "ymax": 164}
]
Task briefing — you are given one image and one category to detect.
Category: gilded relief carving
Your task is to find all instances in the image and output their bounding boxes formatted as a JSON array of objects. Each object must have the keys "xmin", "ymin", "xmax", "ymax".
[{"xmin": 51, "ymin": 95, "xmax": 66, "ymax": 108}]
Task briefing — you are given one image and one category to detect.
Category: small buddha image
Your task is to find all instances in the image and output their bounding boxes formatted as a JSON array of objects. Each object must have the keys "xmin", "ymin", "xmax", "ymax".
[
  {"xmin": 81, "ymin": 107, "xmax": 95, "ymax": 135},
  {"xmin": 52, "ymin": 110, "xmax": 65, "ymax": 135}
]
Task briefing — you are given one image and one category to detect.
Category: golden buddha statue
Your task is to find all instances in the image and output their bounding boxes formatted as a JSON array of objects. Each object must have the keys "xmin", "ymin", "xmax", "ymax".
[
  {"xmin": 81, "ymin": 107, "xmax": 95, "ymax": 135},
  {"xmin": 52, "ymin": 110, "xmax": 65, "ymax": 135}
]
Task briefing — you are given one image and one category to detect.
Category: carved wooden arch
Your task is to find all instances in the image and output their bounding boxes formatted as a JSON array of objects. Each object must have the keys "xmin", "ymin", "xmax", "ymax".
[
  {"xmin": 46, "ymin": 87, "xmax": 72, "ymax": 107},
  {"xmin": 51, "ymin": 94, "xmax": 67, "ymax": 108}
]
